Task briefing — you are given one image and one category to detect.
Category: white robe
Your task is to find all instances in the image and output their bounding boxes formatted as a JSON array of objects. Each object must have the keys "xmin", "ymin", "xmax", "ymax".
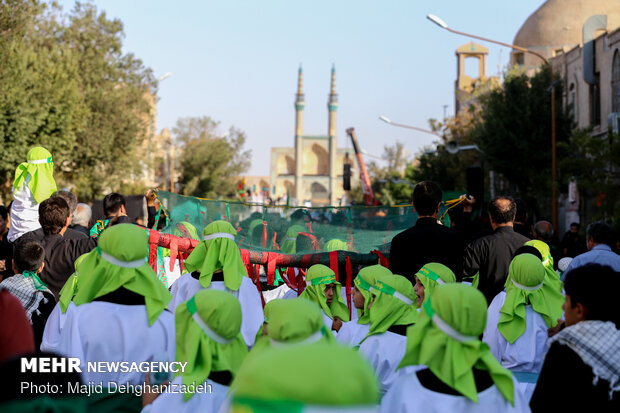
[
  {"xmin": 56, "ymin": 301, "xmax": 175, "ymax": 386},
  {"xmin": 358, "ymin": 331, "xmax": 408, "ymax": 395},
  {"xmin": 145, "ymin": 376, "xmax": 228, "ymax": 413},
  {"xmin": 169, "ymin": 274, "xmax": 263, "ymax": 347},
  {"xmin": 483, "ymin": 291, "xmax": 550, "ymax": 402},
  {"xmin": 336, "ymin": 321, "xmax": 370, "ymax": 347},
  {"xmin": 381, "ymin": 370, "xmax": 531, "ymax": 413},
  {"xmin": 7, "ymin": 182, "xmax": 41, "ymax": 242},
  {"xmin": 163, "ymin": 257, "xmax": 183, "ymax": 287},
  {"xmin": 41, "ymin": 302, "xmax": 75, "ymax": 352}
]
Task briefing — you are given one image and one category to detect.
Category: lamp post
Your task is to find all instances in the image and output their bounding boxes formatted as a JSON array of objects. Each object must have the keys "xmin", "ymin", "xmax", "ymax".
[
  {"xmin": 427, "ymin": 14, "xmax": 558, "ymax": 232},
  {"xmin": 379, "ymin": 115, "xmax": 441, "ymax": 137}
]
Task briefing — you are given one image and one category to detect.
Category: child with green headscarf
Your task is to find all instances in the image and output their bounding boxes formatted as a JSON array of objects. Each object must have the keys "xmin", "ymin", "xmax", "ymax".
[
  {"xmin": 298, "ymin": 264, "xmax": 350, "ymax": 332},
  {"xmin": 251, "ymin": 298, "xmax": 335, "ymax": 355},
  {"xmin": 229, "ymin": 342, "xmax": 380, "ymax": 412},
  {"xmin": 144, "ymin": 289, "xmax": 248, "ymax": 413},
  {"xmin": 413, "ymin": 262, "xmax": 457, "ymax": 308},
  {"xmin": 483, "ymin": 253, "xmax": 564, "ymax": 402},
  {"xmin": 54, "ymin": 224, "xmax": 175, "ymax": 388},
  {"xmin": 169, "ymin": 220, "xmax": 264, "ymax": 347},
  {"xmin": 358, "ymin": 273, "xmax": 418, "ymax": 395},
  {"xmin": 383, "ymin": 283, "xmax": 530, "ymax": 412},
  {"xmin": 8, "ymin": 147, "xmax": 57, "ymax": 242},
  {"xmin": 524, "ymin": 239, "xmax": 564, "ymax": 293},
  {"xmin": 337, "ymin": 265, "xmax": 392, "ymax": 347}
]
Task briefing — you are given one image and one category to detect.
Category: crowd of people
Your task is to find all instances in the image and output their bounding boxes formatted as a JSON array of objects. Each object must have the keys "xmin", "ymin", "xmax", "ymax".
[{"xmin": 1, "ymin": 147, "xmax": 619, "ymax": 412}]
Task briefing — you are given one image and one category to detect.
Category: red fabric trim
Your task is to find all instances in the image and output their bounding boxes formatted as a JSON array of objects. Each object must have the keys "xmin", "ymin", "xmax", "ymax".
[
  {"xmin": 266, "ymin": 252, "xmax": 277, "ymax": 285},
  {"xmin": 148, "ymin": 231, "xmax": 159, "ymax": 273},
  {"xmin": 169, "ymin": 237, "xmax": 178, "ymax": 272},
  {"xmin": 345, "ymin": 256, "xmax": 353, "ymax": 320},
  {"xmin": 371, "ymin": 250, "xmax": 389, "ymax": 268},
  {"xmin": 329, "ymin": 251, "xmax": 340, "ymax": 283},
  {"xmin": 254, "ymin": 264, "xmax": 265, "ymax": 308},
  {"xmin": 297, "ymin": 268, "xmax": 306, "ymax": 296},
  {"xmin": 286, "ymin": 267, "xmax": 298, "ymax": 290},
  {"xmin": 260, "ymin": 221, "xmax": 268, "ymax": 248}
]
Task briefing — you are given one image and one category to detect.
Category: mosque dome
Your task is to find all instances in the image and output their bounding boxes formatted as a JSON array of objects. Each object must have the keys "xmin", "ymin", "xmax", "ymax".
[{"xmin": 511, "ymin": 0, "xmax": 620, "ymax": 67}]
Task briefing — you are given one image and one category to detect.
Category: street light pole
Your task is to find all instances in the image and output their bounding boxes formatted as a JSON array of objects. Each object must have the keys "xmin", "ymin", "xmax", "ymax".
[
  {"xmin": 427, "ymin": 14, "xmax": 558, "ymax": 232},
  {"xmin": 378, "ymin": 115, "xmax": 441, "ymax": 137}
]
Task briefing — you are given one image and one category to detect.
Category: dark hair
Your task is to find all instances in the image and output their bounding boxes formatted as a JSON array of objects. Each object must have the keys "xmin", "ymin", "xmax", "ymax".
[
  {"xmin": 514, "ymin": 198, "xmax": 527, "ymax": 223},
  {"xmin": 38, "ymin": 197, "xmax": 70, "ymax": 235},
  {"xmin": 533, "ymin": 220, "xmax": 554, "ymax": 242},
  {"xmin": 13, "ymin": 241, "xmax": 45, "ymax": 273},
  {"xmin": 413, "ymin": 181, "xmax": 442, "ymax": 216},
  {"xmin": 0, "ymin": 205, "xmax": 7, "ymax": 220},
  {"xmin": 103, "ymin": 193, "xmax": 126, "ymax": 216},
  {"xmin": 586, "ymin": 221, "xmax": 613, "ymax": 246},
  {"xmin": 570, "ymin": 222, "xmax": 580, "ymax": 229},
  {"xmin": 488, "ymin": 196, "xmax": 516, "ymax": 224},
  {"xmin": 564, "ymin": 264, "xmax": 620, "ymax": 327},
  {"xmin": 296, "ymin": 233, "xmax": 318, "ymax": 252},
  {"xmin": 513, "ymin": 245, "xmax": 542, "ymax": 261},
  {"xmin": 51, "ymin": 190, "xmax": 77, "ymax": 214}
]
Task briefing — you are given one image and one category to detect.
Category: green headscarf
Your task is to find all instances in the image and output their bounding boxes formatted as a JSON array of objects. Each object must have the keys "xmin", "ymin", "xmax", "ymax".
[
  {"xmin": 366, "ymin": 273, "xmax": 417, "ymax": 337},
  {"xmin": 72, "ymin": 224, "xmax": 171, "ymax": 326},
  {"xmin": 184, "ymin": 220, "xmax": 247, "ymax": 291},
  {"xmin": 280, "ymin": 225, "xmax": 305, "ymax": 254},
  {"xmin": 253, "ymin": 299, "xmax": 335, "ymax": 354},
  {"xmin": 248, "ymin": 219, "xmax": 263, "ymax": 237},
  {"xmin": 174, "ymin": 289, "xmax": 248, "ymax": 400},
  {"xmin": 524, "ymin": 240, "xmax": 564, "ymax": 292},
  {"xmin": 173, "ymin": 221, "xmax": 199, "ymax": 241},
  {"xmin": 415, "ymin": 263, "xmax": 457, "ymax": 307},
  {"xmin": 12, "ymin": 146, "xmax": 57, "ymax": 203},
  {"xmin": 231, "ymin": 342, "xmax": 379, "ymax": 412},
  {"xmin": 59, "ymin": 253, "xmax": 90, "ymax": 313},
  {"xmin": 354, "ymin": 265, "xmax": 392, "ymax": 324},
  {"xmin": 323, "ymin": 238, "xmax": 348, "ymax": 252},
  {"xmin": 399, "ymin": 283, "xmax": 515, "ymax": 405},
  {"xmin": 298, "ymin": 264, "xmax": 349, "ymax": 322},
  {"xmin": 498, "ymin": 253, "xmax": 564, "ymax": 343}
]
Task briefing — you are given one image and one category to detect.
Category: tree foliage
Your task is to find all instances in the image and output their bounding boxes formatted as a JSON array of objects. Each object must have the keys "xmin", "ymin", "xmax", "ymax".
[
  {"xmin": 175, "ymin": 116, "xmax": 251, "ymax": 198},
  {"xmin": 0, "ymin": 0, "xmax": 155, "ymax": 201},
  {"xmin": 470, "ymin": 67, "xmax": 573, "ymax": 200},
  {"xmin": 558, "ymin": 129, "xmax": 620, "ymax": 221}
]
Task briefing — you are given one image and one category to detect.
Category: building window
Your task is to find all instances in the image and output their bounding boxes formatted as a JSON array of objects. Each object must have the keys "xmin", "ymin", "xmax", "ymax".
[
  {"xmin": 613, "ymin": 50, "xmax": 620, "ymax": 112},
  {"xmin": 515, "ymin": 52, "xmax": 524, "ymax": 66},
  {"xmin": 569, "ymin": 83, "xmax": 577, "ymax": 122},
  {"xmin": 590, "ymin": 73, "xmax": 601, "ymax": 126}
]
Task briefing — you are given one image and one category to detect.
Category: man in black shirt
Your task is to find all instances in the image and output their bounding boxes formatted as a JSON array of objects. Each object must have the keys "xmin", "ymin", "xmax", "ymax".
[
  {"xmin": 389, "ymin": 181, "xmax": 470, "ymax": 285},
  {"xmin": 463, "ymin": 196, "xmax": 529, "ymax": 305}
]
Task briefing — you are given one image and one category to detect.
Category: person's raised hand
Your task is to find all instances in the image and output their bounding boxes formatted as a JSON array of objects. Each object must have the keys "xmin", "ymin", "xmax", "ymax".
[
  {"xmin": 460, "ymin": 195, "xmax": 476, "ymax": 212},
  {"xmin": 145, "ymin": 189, "xmax": 157, "ymax": 207},
  {"xmin": 332, "ymin": 317, "xmax": 343, "ymax": 332}
]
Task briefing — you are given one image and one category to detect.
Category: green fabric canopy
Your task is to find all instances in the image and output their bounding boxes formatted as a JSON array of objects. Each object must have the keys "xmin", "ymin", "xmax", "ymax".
[
  {"xmin": 323, "ymin": 238, "xmax": 348, "ymax": 252},
  {"xmin": 174, "ymin": 289, "xmax": 248, "ymax": 400},
  {"xmin": 298, "ymin": 264, "xmax": 349, "ymax": 322},
  {"xmin": 498, "ymin": 253, "xmax": 564, "ymax": 343},
  {"xmin": 399, "ymin": 283, "xmax": 515, "ymax": 405},
  {"xmin": 12, "ymin": 146, "xmax": 57, "ymax": 203},
  {"xmin": 355, "ymin": 264, "xmax": 392, "ymax": 324},
  {"xmin": 184, "ymin": 220, "xmax": 247, "ymax": 291},
  {"xmin": 71, "ymin": 224, "xmax": 171, "ymax": 325},
  {"xmin": 230, "ymin": 342, "xmax": 379, "ymax": 412},
  {"xmin": 366, "ymin": 273, "xmax": 417, "ymax": 338}
]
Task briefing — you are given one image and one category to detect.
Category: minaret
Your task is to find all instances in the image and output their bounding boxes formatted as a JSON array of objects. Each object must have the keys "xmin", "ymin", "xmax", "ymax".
[
  {"xmin": 327, "ymin": 64, "xmax": 338, "ymax": 204},
  {"xmin": 294, "ymin": 64, "xmax": 304, "ymax": 201}
]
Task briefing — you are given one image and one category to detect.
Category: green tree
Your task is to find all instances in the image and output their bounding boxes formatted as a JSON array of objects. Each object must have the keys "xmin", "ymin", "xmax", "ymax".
[
  {"xmin": 175, "ymin": 116, "xmax": 251, "ymax": 198},
  {"xmin": 56, "ymin": 2, "xmax": 155, "ymax": 199},
  {"xmin": 0, "ymin": 0, "xmax": 86, "ymax": 200},
  {"xmin": 470, "ymin": 67, "xmax": 573, "ymax": 202},
  {"xmin": 558, "ymin": 129, "xmax": 620, "ymax": 222}
]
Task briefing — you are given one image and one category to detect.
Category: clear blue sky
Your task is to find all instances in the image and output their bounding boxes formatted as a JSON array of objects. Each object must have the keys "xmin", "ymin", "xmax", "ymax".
[{"xmin": 58, "ymin": 0, "xmax": 545, "ymax": 175}]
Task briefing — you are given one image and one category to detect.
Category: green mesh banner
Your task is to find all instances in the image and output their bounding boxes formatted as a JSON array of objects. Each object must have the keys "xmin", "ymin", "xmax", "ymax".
[{"xmin": 155, "ymin": 191, "xmax": 455, "ymax": 255}]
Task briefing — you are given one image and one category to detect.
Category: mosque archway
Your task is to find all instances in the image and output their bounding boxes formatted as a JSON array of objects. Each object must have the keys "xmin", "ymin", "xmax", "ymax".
[{"xmin": 303, "ymin": 144, "xmax": 329, "ymax": 175}]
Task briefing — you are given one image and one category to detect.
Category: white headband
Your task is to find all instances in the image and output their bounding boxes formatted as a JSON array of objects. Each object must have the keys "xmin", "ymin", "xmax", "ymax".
[
  {"xmin": 393, "ymin": 291, "xmax": 414, "ymax": 306},
  {"xmin": 191, "ymin": 312, "xmax": 233, "ymax": 344},
  {"xmin": 203, "ymin": 232, "xmax": 235, "ymax": 241},
  {"xmin": 28, "ymin": 158, "xmax": 50, "ymax": 164},
  {"xmin": 100, "ymin": 250, "xmax": 145, "ymax": 268},
  {"xmin": 269, "ymin": 329, "xmax": 324, "ymax": 348},
  {"xmin": 432, "ymin": 314, "xmax": 478, "ymax": 342},
  {"xmin": 511, "ymin": 279, "xmax": 543, "ymax": 291}
]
